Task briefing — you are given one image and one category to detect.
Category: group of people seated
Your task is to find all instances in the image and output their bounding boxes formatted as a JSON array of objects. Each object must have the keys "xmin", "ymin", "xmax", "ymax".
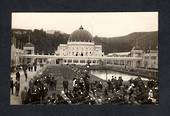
[
  {"xmin": 104, "ymin": 76, "xmax": 158, "ymax": 104},
  {"xmin": 20, "ymin": 65, "xmax": 158, "ymax": 105}
]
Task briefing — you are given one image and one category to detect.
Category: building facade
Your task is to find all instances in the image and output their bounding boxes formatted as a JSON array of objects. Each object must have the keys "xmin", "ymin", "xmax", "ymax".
[
  {"xmin": 23, "ymin": 42, "xmax": 35, "ymax": 64},
  {"xmin": 55, "ymin": 26, "xmax": 104, "ymax": 65},
  {"xmin": 142, "ymin": 50, "xmax": 158, "ymax": 69},
  {"xmin": 21, "ymin": 26, "xmax": 158, "ymax": 70},
  {"xmin": 11, "ymin": 36, "xmax": 24, "ymax": 68},
  {"xmin": 105, "ymin": 47, "xmax": 158, "ymax": 69}
]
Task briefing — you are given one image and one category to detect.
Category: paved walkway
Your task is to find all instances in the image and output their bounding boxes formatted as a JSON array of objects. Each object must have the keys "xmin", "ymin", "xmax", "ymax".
[{"xmin": 10, "ymin": 66, "xmax": 41, "ymax": 105}]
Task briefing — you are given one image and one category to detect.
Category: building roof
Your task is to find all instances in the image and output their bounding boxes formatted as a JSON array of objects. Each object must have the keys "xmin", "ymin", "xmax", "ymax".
[
  {"xmin": 68, "ymin": 26, "xmax": 93, "ymax": 42},
  {"xmin": 24, "ymin": 42, "xmax": 34, "ymax": 47}
]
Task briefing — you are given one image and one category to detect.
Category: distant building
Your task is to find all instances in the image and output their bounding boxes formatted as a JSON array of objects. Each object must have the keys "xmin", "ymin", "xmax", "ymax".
[
  {"xmin": 106, "ymin": 47, "xmax": 158, "ymax": 69},
  {"xmin": 55, "ymin": 26, "xmax": 104, "ymax": 65},
  {"xmin": 23, "ymin": 42, "xmax": 35, "ymax": 64},
  {"xmin": 20, "ymin": 26, "xmax": 158, "ymax": 70},
  {"xmin": 142, "ymin": 50, "xmax": 158, "ymax": 69}
]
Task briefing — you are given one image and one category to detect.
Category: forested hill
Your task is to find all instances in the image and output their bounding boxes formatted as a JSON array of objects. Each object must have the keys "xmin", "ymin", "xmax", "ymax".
[
  {"xmin": 94, "ymin": 31, "xmax": 158, "ymax": 54},
  {"xmin": 12, "ymin": 29, "xmax": 158, "ymax": 55}
]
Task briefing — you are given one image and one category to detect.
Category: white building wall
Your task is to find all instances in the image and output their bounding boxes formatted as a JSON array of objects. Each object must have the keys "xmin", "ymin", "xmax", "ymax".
[
  {"xmin": 11, "ymin": 44, "xmax": 24, "ymax": 67},
  {"xmin": 56, "ymin": 41, "xmax": 103, "ymax": 65},
  {"xmin": 142, "ymin": 52, "xmax": 158, "ymax": 69}
]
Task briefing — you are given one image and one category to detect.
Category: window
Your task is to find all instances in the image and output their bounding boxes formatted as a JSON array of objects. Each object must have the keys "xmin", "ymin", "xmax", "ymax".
[
  {"xmin": 93, "ymin": 60, "xmax": 96, "ymax": 63},
  {"xmin": 27, "ymin": 50, "xmax": 32, "ymax": 54},
  {"xmin": 68, "ymin": 59, "xmax": 72, "ymax": 63},
  {"xmin": 76, "ymin": 52, "xmax": 78, "ymax": 56},
  {"xmin": 80, "ymin": 60, "xmax": 85, "ymax": 63},
  {"xmin": 88, "ymin": 60, "xmax": 91, "ymax": 63},
  {"xmin": 73, "ymin": 60, "xmax": 78, "ymax": 63}
]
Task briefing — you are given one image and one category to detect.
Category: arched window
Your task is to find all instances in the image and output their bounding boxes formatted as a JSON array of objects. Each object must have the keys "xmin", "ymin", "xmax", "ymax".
[
  {"xmin": 76, "ymin": 52, "xmax": 78, "ymax": 56},
  {"xmin": 68, "ymin": 59, "xmax": 72, "ymax": 63}
]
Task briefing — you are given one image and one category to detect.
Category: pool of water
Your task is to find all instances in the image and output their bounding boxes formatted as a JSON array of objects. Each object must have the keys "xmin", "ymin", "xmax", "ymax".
[{"xmin": 90, "ymin": 70, "xmax": 149, "ymax": 81}]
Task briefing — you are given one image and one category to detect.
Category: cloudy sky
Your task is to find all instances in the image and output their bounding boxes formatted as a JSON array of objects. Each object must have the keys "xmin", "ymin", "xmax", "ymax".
[{"xmin": 12, "ymin": 12, "xmax": 158, "ymax": 37}]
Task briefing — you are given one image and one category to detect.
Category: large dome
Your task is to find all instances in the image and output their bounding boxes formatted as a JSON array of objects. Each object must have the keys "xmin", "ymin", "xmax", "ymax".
[{"xmin": 68, "ymin": 26, "xmax": 93, "ymax": 42}]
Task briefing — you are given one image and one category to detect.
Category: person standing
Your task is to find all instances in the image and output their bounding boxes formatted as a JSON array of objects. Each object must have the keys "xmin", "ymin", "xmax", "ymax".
[
  {"xmin": 24, "ymin": 70, "xmax": 28, "ymax": 81},
  {"xmin": 29, "ymin": 79, "xmax": 34, "ymax": 91},
  {"xmin": 23, "ymin": 64, "xmax": 28, "ymax": 81},
  {"xmin": 16, "ymin": 69, "xmax": 20, "ymax": 82},
  {"xmin": 21, "ymin": 87, "xmax": 28, "ymax": 104},
  {"xmin": 23, "ymin": 64, "xmax": 27, "ymax": 71},
  {"xmin": 10, "ymin": 77, "xmax": 14, "ymax": 94},
  {"xmin": 28, "ymin": 63, "xmax": 31, "ymax": 71},
  {"xmin": 15, "ymin": 80, "xmax": 20, "ymax": 96}
]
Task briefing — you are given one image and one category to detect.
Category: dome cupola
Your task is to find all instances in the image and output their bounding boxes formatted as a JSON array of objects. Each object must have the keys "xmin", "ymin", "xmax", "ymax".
[{"xmin": 68, "ymin": 26, "xmax": 93, "ymax": 42}]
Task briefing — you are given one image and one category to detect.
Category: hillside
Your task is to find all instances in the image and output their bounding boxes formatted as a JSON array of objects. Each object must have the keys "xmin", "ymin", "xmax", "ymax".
[
  {"xmin": 12, "ymin": 29, "xmax": 158, "ymax": 55},
  {"xmin": 94, "ymin": 31, "xmax": 158, "ymax": 54}
]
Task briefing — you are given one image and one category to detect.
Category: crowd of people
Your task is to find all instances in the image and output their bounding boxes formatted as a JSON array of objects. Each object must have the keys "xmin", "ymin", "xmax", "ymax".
[
  {"xmin": 10, "ymin": 63, "xmax": 37, "ymax": 97},
  {"xmin": 11, "ymin": 64, "xmax": 158, "ymax": 105}
]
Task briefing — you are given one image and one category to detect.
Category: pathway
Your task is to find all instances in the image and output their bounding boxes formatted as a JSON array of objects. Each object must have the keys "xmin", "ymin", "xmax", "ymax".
[{"xmin": 10, "ymin": 66, "xmax": 41, "ymax": 105}]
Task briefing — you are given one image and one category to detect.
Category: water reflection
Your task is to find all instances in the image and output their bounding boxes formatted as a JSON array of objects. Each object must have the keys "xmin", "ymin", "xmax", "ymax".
[{"xmin": 90, "ymin": 70, "xmax": 148, "ymax": 81}]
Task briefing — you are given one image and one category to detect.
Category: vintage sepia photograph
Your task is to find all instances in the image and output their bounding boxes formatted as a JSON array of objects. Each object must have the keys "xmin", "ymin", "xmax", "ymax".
[{"xmin": 10, "ymin": 12, "xmax": 158, "ymax": 105}]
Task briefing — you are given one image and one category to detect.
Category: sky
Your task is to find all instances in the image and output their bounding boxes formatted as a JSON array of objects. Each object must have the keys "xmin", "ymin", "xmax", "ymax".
[{"xmin": 12, "ymin": 12, "xmax": 158, "ymax": 37}]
